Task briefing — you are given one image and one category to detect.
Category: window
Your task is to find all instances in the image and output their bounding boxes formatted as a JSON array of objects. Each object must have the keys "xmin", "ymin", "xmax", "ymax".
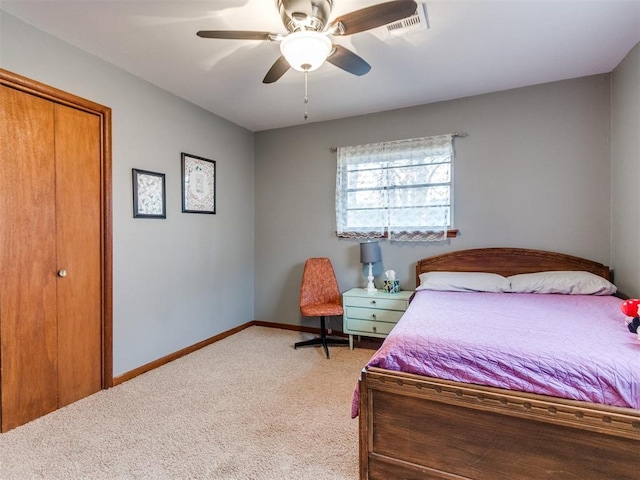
[{"xmin": 336, "ymin": 134, "xmax": 455, "ymax": 242}]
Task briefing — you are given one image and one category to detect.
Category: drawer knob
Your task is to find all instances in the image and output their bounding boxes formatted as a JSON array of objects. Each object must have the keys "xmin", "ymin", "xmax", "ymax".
[
  {"xmin": 372, "ymin": 314, "xmax": 377, "ymax": 319},
  {"xmin": 373, "ymin": 326, "xmax": 377, "ymax": 332},
  {"xmin": 370, "ymin": 300, "xmax": 377, "ymax": 305}
]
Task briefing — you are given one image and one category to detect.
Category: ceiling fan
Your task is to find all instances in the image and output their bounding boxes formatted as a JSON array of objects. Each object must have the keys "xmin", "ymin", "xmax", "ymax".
[{"xmin": 197, "ymin": 0, "xmax": 418, "ymax": 84}]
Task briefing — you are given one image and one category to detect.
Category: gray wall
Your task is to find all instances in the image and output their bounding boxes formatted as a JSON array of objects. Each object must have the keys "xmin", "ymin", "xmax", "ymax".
[
  {"xmin": 611, "ymin": 42, "xmax": 640, "ymax": 298},
  {"xmin": 1, "ymin": 12, "xmax": 255, "ymax": 376},
  {"xmin": 255, "ymin": 75, "xmax": 613, "ymax": 330}
]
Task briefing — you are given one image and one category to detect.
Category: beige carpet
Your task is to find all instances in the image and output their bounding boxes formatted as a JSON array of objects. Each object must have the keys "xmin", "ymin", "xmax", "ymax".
[{"xmin": 0, "ymin": 326, "xmax": 374, "ymax": 479}]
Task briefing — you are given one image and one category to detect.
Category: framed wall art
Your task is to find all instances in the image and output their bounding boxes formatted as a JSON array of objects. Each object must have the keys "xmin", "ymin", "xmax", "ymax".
[
  {"xmin": 132, "ymin": 168, "xmax": 166, "ymax": 219},
  {"xmin": 181, "ymin": 152, "xmax": 216, "ymax": 214}
]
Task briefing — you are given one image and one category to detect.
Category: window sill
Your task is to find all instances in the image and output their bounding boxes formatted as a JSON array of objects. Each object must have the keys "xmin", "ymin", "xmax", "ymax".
[{"xmin": 336, "ymin": 229, "xmax": 459, "ymax": 239}]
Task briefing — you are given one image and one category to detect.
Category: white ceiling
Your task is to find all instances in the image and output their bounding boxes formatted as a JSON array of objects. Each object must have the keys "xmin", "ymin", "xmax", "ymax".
[{"xmin": 2, "ymin": 0, "xmax": 639, "ymax": 132}]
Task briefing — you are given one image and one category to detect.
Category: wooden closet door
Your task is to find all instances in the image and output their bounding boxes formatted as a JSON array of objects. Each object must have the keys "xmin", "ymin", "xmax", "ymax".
[
  {"xmin": 0, "ymin": 69, "xmax": 112, "ymax": 432},
  {"xmin": 0, "ymin": 85, "xmax": 59, "ymax": 431},
  {"xmin": 55, "ymin": 104, "xmax": 102, "ymax": 407}
]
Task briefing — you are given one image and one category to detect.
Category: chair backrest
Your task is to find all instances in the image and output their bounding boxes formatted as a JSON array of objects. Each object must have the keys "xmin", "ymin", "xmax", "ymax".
[{"xmin": 299, "ymin": 258, "xmax": 341, "ymax": 309}]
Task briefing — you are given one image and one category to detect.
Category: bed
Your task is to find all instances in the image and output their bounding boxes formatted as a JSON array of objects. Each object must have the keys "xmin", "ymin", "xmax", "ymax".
[{"xmin": 357, "ymin": 247, "xmax": 640, "ymax": 480}]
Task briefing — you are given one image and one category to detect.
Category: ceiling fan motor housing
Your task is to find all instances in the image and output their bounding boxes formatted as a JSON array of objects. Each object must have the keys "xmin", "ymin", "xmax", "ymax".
[{"xmin": 278, "ymin": 0, "xmax": 333, "ymax": 32}]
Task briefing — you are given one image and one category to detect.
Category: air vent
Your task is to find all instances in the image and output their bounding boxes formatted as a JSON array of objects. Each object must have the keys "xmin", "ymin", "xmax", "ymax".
[{"xmin": 386, "ymin": 2, "xmax": 429, "ymax": 36}]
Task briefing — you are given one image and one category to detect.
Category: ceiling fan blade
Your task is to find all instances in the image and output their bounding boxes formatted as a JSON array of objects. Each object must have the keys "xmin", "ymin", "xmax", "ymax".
[
  {"xmin": 263, "ymin": 56, "xmax": 291, "ymax": 84},
  {"xmin": 327, "ymin": 45, "xmax": 371, "ymax": 76},
  {"xmin": 331, "ymin": 0, "xmax": 417, "ymax": 36},
  {"xmin": 197, "ymin": 30, "xmax": 274, "ymax": 41}
]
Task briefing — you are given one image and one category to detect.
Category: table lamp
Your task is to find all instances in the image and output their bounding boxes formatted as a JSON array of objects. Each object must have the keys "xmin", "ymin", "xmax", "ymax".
[{"xmin": 360, "ymin": 241, "xmax": 382, "ymax": 292}]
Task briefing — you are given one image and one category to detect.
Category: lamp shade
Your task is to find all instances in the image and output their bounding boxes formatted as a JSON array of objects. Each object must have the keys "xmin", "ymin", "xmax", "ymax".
[
  {"xmin": 360, "ymin": 241, "xmax": 382, "ymax": 264},
  {"xmin": 280, "ymin": 31, "xmax": 332, "ymax": 72}
]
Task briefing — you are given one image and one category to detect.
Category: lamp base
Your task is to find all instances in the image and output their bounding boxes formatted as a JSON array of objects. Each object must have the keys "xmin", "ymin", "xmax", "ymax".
[{"xmin": 365, "ymin": 262, "xmax": 377, "ymax": 292}]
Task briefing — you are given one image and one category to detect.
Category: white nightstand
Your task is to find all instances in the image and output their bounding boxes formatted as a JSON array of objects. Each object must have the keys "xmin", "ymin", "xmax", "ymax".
[{"xmin": 342, "ymin": 288, "xmax": 413, "ymax": 350}]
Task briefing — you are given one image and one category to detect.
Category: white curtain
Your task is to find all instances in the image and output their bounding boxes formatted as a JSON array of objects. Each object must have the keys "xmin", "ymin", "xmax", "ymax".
[{"xmin": 336, "ymin": 134, "xmax": 453, "ymax": 241}]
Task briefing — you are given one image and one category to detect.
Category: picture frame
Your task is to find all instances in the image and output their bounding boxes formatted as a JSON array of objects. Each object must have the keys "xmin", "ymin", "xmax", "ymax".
[
  {"xmin": 181, "ymin": 152, "xmax": 216, "ymax": 214},
  {"xmin": 132, "ymin": 168, "xmax": 166, "ymax": 219}
]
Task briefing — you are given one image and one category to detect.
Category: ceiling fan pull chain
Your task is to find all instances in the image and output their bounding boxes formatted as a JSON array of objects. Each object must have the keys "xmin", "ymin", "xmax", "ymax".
[{"xmin": 304, "ymin": 69, "xmax": 309, "ymax": 120}]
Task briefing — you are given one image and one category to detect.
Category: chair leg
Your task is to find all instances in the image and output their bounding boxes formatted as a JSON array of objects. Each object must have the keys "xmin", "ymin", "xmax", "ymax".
[{"xmin": 294, "ymin": 316, "xmax": 349, "ymax": 359}]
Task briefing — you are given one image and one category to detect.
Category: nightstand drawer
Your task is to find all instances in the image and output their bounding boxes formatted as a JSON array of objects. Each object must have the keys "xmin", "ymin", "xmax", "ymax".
[
  {"xmin": 345, "ymin": 318, "xmax": 396, "ymax": 336},
  {"xmin": 345, "ymin": 306, "xmax": 404, "ymax": 324},
  {"xmin": 344, "ymin": 296, "xmax": 408, "ymax": 311}
]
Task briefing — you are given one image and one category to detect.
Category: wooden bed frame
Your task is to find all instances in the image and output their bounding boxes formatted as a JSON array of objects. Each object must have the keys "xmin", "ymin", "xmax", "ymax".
[{"xmin": 358, "ymin": 248, "xmax": 640, "ymax": 480}]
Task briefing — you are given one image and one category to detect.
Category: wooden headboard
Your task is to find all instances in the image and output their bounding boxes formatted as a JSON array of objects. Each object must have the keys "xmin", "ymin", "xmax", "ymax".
[{"xmin": 415, "ymin": 247, "xmax": 612, "ymax": 286}]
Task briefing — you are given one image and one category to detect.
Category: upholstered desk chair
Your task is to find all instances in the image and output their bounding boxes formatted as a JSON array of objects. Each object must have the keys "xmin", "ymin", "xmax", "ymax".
[{"xmin": 295, "ymin": 257, "xmax": 349, "ymax": 359}]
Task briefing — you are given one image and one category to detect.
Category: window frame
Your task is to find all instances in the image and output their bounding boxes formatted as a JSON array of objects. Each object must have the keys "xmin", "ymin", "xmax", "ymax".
[{"xmin": 335, "ymin": 135, "xmax": 457, "ymax": 241}]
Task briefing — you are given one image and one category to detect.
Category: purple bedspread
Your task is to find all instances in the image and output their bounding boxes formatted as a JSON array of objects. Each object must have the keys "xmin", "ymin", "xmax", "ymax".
[{"xmin": 352, "ymin": 290, "xmax": 640, "ymax": 417}]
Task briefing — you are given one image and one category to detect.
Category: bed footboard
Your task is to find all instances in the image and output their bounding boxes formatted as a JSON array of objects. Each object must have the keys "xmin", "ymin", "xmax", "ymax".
[{"xmin": 359, "ymin": 367, "xmax": 640, "ymax": 480}]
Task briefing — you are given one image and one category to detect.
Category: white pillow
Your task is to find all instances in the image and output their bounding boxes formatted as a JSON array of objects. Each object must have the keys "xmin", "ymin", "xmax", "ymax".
[
  {"xmin": 508, "ymin": 271, "xmax": 616, "ymax": 295},
  {"xmin": 417, "ymin": 271, "xmax": 511, "ymax": 293}
]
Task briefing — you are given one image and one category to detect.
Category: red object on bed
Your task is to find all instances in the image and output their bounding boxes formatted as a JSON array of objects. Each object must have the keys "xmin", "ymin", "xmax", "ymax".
[
  {"xmin": 352, "ymin": 289, "xmax": 639, "ymax": 418},
  {"xmin": 621, "ymin": 298, "xmax": 640, "ymax": 317}
]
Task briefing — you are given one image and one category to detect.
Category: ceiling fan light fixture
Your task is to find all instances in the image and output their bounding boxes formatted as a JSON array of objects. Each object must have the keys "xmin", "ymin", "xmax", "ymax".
[{"xmin": 280, "ymin": 31, "xmax": 332, "ymax": 72}]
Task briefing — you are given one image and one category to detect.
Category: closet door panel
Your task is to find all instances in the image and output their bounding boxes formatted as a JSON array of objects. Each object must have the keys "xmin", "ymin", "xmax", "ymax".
[
  {"xmin": 54, "ymin": 104, "xmax": 103, "ymax": 407},
  {"xmin": 0, "ymin": 85, "xmax": 59, "ymax": 431}
]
